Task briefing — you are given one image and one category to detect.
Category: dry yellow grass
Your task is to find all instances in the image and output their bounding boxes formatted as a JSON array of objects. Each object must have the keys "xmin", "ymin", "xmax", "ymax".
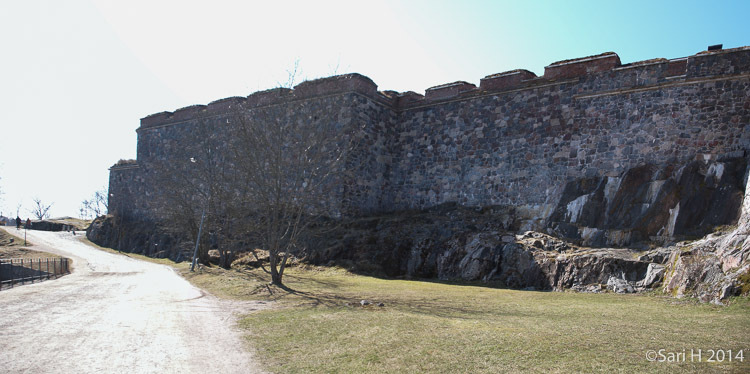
[
  {"xmin": 0, "ymin": 229, "xmax": 62, "ymax": 259},
  {"xmin": 232, "ymin": 266, "xmax": 749, "ymax": 374}
]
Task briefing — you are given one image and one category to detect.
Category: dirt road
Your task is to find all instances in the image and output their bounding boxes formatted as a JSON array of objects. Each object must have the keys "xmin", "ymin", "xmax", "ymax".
[{"xmin": 0, "ymin": 227, "xmax": 266, "ymax": 373}]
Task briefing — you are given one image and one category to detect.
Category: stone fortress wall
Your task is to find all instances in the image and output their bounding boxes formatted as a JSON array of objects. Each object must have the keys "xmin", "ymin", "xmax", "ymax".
[{"xmin": 110, "ymin": 46, "xmax": 750, "ymax": 244}]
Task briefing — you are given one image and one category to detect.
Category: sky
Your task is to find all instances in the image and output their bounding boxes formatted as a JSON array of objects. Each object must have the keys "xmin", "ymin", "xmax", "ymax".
[{"xmin": 0, "ymin": 0, "xmax": 748, "ymax": 218}]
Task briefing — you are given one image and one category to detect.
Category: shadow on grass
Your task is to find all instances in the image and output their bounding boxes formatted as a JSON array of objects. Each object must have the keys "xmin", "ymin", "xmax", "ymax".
[{"xmin": 234, "ymin": 269, "xmax": 539, "ymax": 320}]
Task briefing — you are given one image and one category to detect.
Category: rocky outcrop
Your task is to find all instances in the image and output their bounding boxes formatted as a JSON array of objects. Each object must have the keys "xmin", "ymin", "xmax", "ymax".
[
  {"xmin": 305, "ymin": 156, "xmax": 750, "ymax": 302},
  {"xmin": 307, "ymin": 206, "xmax": 672, "ymax": 293},
  {"xmin": 86, "ymin": 215, "xmax": 189, "ymax": 261},
  {"xmin": 546, "ymin": 157, "xmax": 746, "ymax": 247},
  {"xmin": 30, "ymin": 218, "xmax": 89, "ymax": 232},
  {"xmin": 661, "ymin": 162, "xmax": 750, "ymax": 303},
  {"xmin": 91, "ymin": 158, "xmax": 750, "ymax": 303}
]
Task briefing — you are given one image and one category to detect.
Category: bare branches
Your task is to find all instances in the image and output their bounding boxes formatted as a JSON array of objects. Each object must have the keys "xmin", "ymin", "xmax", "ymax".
[
  {"xmin": 145, "ymin": 97, "xmax": 360, "ymax": 282},
  {"xmin": 280, "ymin": 58, "xmax": 302, "ymax": 89},
  {"xmin": 81, "ymin": 188, "xmax": 109, "ymax": 219},
  {"xmin": 232, "ymin": 103, "xmax": 358, "ymax": 285},
  {"xmin": 148, "ymin": 117, "xmax": 248, "ymax": 269},
  {"xmin": 30, "ymin": 198, "xmax": 53, "ymax": 220}
]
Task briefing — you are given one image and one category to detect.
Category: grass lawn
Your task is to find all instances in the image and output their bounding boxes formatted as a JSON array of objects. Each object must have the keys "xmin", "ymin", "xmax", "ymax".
[
  {"xmin": 178, "ymin": 263, "xmax": 750, "ymax": 374},
  {"xmin": 80, "ymin": 241, "xmax": 750, "ymax": 373},
  {"xmin": 0, "ymin": 228, "xmax": 62, "ymax": 259}
]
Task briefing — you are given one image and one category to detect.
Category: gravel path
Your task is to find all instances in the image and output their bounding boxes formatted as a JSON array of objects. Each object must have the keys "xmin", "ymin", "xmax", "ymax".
[{"xmin": 0, "ymin": 227, "xmax": 267, "ymax": 374}]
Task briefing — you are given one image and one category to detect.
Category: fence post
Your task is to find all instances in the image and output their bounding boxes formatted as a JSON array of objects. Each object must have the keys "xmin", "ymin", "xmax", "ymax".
[{"xmin": 46, "ymin": 258, "xmax": 50, "ymax": 279}]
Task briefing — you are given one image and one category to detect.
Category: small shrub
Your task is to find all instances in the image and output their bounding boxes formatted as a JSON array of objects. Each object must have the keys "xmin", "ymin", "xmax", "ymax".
[{"xmin": 737, "ymin": 269, "xmax": 750, "ymax": 295}]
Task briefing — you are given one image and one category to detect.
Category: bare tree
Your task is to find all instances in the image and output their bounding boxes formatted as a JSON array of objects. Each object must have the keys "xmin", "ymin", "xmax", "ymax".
[
  {"xmin": 148, "ymin": 118, "xmax": 248, "ymax": 269},
  {"xmin": 30, "ymin": 198, "xmax": 53, "ymax": 220},
  {"xmin": 81, "ymin": 188, "xmax": 109, "ymax": 219},
  {"xmin": 79, "ymin": 201, "xmax": 90, "ymax": 219},
  {"xmin": 94, "ymin": 189, "xmax": 108, "ymax": 214},
  {"xmin": 232, "ymin": 104, "xmax": 359, "ymax": 285},
  {"xmin": 144, "ymin": 66, "xmax": 360, "ymax": 281}
]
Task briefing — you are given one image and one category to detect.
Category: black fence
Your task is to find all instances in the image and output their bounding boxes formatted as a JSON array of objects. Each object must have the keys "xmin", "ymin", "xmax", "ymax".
[{"xmin": 0, "ymin": 258, "xmax": 70, "ymax": 290}]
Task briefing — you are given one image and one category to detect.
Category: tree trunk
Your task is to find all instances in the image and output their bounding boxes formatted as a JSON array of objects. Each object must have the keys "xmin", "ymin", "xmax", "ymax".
[
  {"xmin": 270, "ymin": 252, "xmax": 283, "ymax": 285},
  {"xmin": 219, "ymin": 250, "xmax": 228, "ymax": 269},
  {"xmin": 278, "ymin": 251, "xmax": 290, "ymax": 283}
]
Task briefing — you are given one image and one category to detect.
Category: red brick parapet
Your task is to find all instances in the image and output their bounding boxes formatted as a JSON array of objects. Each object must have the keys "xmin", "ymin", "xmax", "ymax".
[
  {"xmin": 137, "ymin": 47, "xmax": 750, "ymax": 129},
  {"xmin": 666, "ymin": 58, "xmax": 688, "ymax": 77},
  {"xmin": 543, "ymin": 52, "xmax": 621, "ymax": 80},
  {"xmin": 139, "ymin": 74, "xmax": 378, "ymax": 129},
  {"xmin": 170, "ymin": 105, "xmax": 207, "ymax": 123},
  {"xmin": 480, "ymin": 69, "xmax": 537, "ymax": 91},
  {"xmin": 293, "ymin": 73, "xmax": 377, "ymax": 99},
  {"xmin": 424, "ymin": 81, "xmax": 478, "ymax": 101},
  {"xmin": 246, "ymin": 87, "xmax": 293, "ymax": 107}
]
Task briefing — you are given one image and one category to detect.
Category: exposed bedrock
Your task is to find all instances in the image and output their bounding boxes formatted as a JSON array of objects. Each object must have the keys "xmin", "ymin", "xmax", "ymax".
[
  {"xmin": 546, "ymin": 157, "xmax": 746, "ymax": 247},
  {"xmin": 90, "ymin": 158, "xmax": 750, "ymax": 303},
  {"xmin": 661, "ymin": 160, "xmax": 750, "ymax": 303},
  {"xmin": 309, "ymin": 207, "xmax": 671, "ymax": 294},
  {"xmin": 86, "ymin": 215, "xmax": 191, "ymax": 262},
  {"xmin": 307, "ymin": 157, "xmax": 750, "ymax": 303}
]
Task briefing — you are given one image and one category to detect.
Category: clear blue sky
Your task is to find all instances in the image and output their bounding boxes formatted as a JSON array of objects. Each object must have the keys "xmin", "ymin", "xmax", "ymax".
[{"xmin": 1, "ymin": 0, "xmax": 748, "ymax": 218}]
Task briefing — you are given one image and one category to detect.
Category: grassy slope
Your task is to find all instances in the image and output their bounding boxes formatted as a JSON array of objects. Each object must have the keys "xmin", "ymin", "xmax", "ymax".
[
  {"xmin": 81, "ymin": 240, "xmax": 750, "ymax": 373},
  {"xmin": 0, "ymin": 229, "xmax": 66, "ymax": 259},
  {"xmin": 46, "ymin": 217, "xmax": 92, "ymax": 230}
]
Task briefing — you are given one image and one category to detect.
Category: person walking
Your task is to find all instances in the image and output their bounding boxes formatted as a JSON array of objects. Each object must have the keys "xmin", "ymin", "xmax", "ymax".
[{"xmin": 16, "ymin": 216, "xmax": 21, "ymax": 229}]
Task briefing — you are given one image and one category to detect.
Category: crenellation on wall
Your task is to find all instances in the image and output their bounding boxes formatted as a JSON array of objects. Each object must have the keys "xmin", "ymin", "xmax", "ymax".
[
  {"xmin": 686, "ymin": 46, "xmax": 750, "ymax": 78},
  {"xmin": 543, "ymin": 52, "xmax": 621, "ymax": 80},
  {"xmin": 665, "ymin": 57, "xmax": 688, "ymax": 77},
  {"xmin": 171, "ymin": 104, "xmax": 207, "ymax": 122},
  {"xmin": 576, "ymin": 59, "xmax": 671, "ymax": 94},
  {"xmin": 480, "ymin": 69, "xmax": 537, "ymax": 91},
  {"xmin": 113, "ymin": 46, "xmax": 750, "ymax": 236},
  {"xmin": 293, "ymin": 73, "xmax": 378, "ymax": 99},
  {"xmin": 616, "ymin": 58, "xmax": 668, "ymax": 69},
  {"xmin": 140, "ymin": 111, "xmax": 173, "ymax": 128},
  {"xmin": 246, "ymin": 87, "xmax": 293, "ymax": 107},
  {"xmin": 206, "ymin": 96, "xmax": 246, "ymax": 113},
  {"xmin": 135, "ymin": 48, "xmax": 750, "ymax": 132},
  {"xmin": 424, "ymin": 81, "xmax": 478, "ymax": 101}
]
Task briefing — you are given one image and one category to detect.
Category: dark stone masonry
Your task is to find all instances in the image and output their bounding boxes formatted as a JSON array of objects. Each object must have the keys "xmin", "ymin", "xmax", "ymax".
[
  {"xmin": 95, "ymin": 46, "xmax": 750, "ymax": 302},
  {"xmin": 110, "ymin": 46, "xmax": 750, "ymax": 248}
]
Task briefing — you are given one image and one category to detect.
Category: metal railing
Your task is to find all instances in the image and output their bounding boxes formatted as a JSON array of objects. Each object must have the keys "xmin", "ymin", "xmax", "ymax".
[{"xmin": 0, "ymin": 258, "xmax": 70, "ymax": 290}]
